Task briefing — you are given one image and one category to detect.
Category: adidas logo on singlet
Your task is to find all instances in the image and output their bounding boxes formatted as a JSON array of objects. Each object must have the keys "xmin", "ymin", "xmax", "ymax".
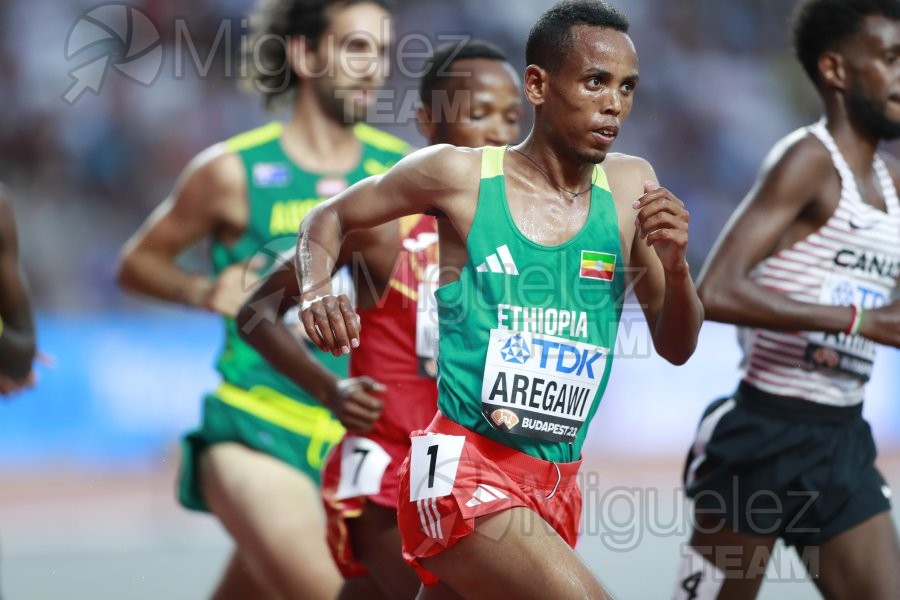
[{"xmin": 476, "ymin": 245, "xmax": 519, "ymax": 275}]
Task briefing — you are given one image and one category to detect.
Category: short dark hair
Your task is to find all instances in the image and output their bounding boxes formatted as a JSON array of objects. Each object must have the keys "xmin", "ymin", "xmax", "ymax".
[
  {"xmin": 791, "ymin": 0, "xmax": 900, "ymax": 84},
  {"xmin": 418, "ymin": 40, "xmax": 510, "ymax": 107},
  {"xmin": 526, "ymin": 0, "xmax": 629, "ymax": 71},
  {"xmin": 247, "ymin": 0, "xmax": 392, "ymax": 110}
]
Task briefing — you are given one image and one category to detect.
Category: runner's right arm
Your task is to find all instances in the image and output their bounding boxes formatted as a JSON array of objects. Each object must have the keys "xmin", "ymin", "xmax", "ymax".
[
  {"xmin": 116, "ymin": 147, "xmax": 255, "ymax": 317},
  {"xmin": 697, "ymin": 133, "xmax": 882, "ymax": 338},
  {"xmin": 296, "ymin": 145, "xmax": 472, "ymax": 354},
  {"xmin": 0, "ymin": 190, "xmax": 36, "ymax": 385}
]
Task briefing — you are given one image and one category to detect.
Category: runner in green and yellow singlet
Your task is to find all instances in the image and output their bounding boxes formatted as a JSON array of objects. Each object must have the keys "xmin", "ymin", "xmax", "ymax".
[
  {"xmin": 200, "ymin": 121, "xmax": 406, "ymax": 490},
  {"xmin": 116, "ymin": 1, "xmax": 405, "ymax": 598},
  {"xmin": 295, "ymin": 2, "xmax": 704, "ymax": 598}
]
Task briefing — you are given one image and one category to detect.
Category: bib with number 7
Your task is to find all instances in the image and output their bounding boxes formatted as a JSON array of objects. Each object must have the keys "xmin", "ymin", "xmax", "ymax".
[{"xmin": 335, "ymin": 437, "xmax": 392, "ymax": 500}]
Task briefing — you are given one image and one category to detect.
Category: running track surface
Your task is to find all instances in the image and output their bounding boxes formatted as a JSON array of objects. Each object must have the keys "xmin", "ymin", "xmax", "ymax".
[{"xmin": 4, "ymin": 453, "xmax": 900, "ymax": 599}]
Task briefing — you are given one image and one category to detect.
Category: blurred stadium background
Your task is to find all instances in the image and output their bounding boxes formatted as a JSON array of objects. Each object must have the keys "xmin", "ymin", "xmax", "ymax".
[{"xmin": 1, "ymin": 0, "xmax": 899, "ymax": 598}]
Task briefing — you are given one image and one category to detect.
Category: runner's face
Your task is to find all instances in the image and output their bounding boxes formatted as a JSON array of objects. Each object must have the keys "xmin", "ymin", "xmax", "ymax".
[
  {"xmin": 429, "ymin": 59, "xmax": 523, "ymax": 147},
  {"xmin": 310, "ymin": 3, "xmax": 392, "ymax": 124},
  {"xmin": 543, "ymin": 25, "xmax": 638, "ymax": 163},
  {"xmin": 843, "ymin": 15, "xmax": 900, "ymax": 140}
]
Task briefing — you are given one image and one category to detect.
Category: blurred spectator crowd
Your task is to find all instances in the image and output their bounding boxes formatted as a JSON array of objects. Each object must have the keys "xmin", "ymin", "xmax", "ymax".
[{"xmin": 1, "ymin": 0, "xmax": 823, "ymax": 312}]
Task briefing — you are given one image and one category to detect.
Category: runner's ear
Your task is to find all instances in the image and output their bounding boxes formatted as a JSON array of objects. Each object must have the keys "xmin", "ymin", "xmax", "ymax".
[
  {"xmin": 523, "ymin": 64, "xmax": 548, "ymax": 107},
  {"xmin": 818, "ymin": 51, "xmax": 845, "ymax": 92}
]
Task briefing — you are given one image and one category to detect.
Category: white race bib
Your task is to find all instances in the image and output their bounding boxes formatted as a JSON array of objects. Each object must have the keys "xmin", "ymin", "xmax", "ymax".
[
  {"xmin": 408, "ymin": 433, "xmax": 465, "ymax": 501},
  {"xmin": 335, "ymin": 437, "xmax": 392, "ymax": 500},
  {"xmin": 480, "ymin": 329, "xmax": 609, "ymax": 442},
  {"xmin": 804, "ymin": 273, "xmax": 890, "ymax": 379},
  {"xmin": 415, "ymin": 263, "xmax": 440, "ymax": 379}
]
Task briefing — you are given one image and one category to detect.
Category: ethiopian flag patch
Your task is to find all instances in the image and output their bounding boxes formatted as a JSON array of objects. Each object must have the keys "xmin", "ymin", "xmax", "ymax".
[{"xmin": 580, "ymin": 250, "xmax": 616, "ymax": 281}]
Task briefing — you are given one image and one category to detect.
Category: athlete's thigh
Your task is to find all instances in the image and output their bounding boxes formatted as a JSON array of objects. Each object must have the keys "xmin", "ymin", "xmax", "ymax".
[
  {"xmin": 200, "ymin": 442, "xmax": 341, "ymax": 600},
  {"xmin": 810, "ymin": 511, "xmax": 900, "ymax": 600},
  {"xmin": 420, "ymin": 506, "xmax": 611, "ymax": 600},
  {"xmin": 348, "ymin": 503, "xmax": 420, "ymax": 599},
  {"xmin": 210, "ymin": 550, "xmax": 277, "ymax": 600},
  {"xmin": 200, "ymin": 442, "xmax": 326, "ymax": 536},
  {"xmin": 677, "ymin": 511, "xmax": 778, "ymax": 600}
]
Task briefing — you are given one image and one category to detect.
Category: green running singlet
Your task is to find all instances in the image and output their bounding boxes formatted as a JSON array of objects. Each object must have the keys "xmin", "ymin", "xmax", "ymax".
[
  {"xmin": 212, "ymin": 122, "xmax": 409, "ymax": 403},
  {"xmin": 434, "ymin": 146, "xmax": 625, "ymax": 463}
]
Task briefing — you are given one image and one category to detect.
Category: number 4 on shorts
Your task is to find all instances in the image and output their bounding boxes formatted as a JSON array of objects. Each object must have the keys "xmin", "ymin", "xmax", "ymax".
[{"xmin": 409, "ymin": 434, "xmax": 465, "ymax": 502}]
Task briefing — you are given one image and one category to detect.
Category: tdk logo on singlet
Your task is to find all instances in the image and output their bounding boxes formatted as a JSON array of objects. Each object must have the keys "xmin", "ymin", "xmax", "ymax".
[
  {"xmin": 497, "ymin": 331, "xmax": 604, "ymax": 380},
  {"xmin": 500, "ymin": 334, "xmax": 531, "ymax": 365},
  {"xmin": 821, "ymin": 269, "xmax": 890, "ymax": 309},
  {"xmin": 830, "ymin": 281, "xmax": 856, "ymax": 306}
]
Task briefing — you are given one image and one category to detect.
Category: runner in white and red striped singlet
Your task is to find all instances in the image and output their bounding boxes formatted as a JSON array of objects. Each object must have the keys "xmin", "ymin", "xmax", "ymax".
[
  {"xmin": 677, "ymin": 1, "xmax": 900, "ymax": 599},
  {"xmin": 739, "ymin": 120, "xmax": 900, "ymax": 406}
]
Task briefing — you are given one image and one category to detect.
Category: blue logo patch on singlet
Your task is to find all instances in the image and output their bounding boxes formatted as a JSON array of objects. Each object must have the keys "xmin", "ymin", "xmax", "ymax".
[{"xmin": 253, "ymin": 162, "xmax": 291, "ymax": 187}]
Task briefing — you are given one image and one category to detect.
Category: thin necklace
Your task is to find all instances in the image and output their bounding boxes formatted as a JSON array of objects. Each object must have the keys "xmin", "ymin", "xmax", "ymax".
[{"xmin": 507, "ymin": 145, "xmax": 597, "ymax": 198}]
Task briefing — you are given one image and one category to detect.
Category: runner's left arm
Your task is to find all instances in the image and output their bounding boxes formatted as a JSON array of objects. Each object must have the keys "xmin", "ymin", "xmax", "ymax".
[{"xmin": 627, "ymin": 160, "xmax": 703, "ymax": 365}]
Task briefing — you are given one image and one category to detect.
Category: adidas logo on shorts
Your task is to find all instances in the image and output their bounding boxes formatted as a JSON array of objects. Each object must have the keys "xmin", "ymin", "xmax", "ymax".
[{"xmin": 465, "ymin": 484, "xmax": 509, "ymax": 507}]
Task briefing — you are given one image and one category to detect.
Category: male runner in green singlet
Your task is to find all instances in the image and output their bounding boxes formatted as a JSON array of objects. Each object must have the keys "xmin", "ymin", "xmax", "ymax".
[
  {"xmin": 238, "ymin": 40, "xmax": 522, "ymax": 599},
  {"xmin": 116, "ymin": 1, "xmax": 406, "ymax": 598},
  {"xmin": 294, "ymin": 1, "xmax": 704, "ymax": 597}
]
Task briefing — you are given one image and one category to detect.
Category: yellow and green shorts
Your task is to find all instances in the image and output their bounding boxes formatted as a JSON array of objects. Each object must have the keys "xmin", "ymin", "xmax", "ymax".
[{"xmin": 178, "ymin": 382, "xmax": 345, "ymax": 512}]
